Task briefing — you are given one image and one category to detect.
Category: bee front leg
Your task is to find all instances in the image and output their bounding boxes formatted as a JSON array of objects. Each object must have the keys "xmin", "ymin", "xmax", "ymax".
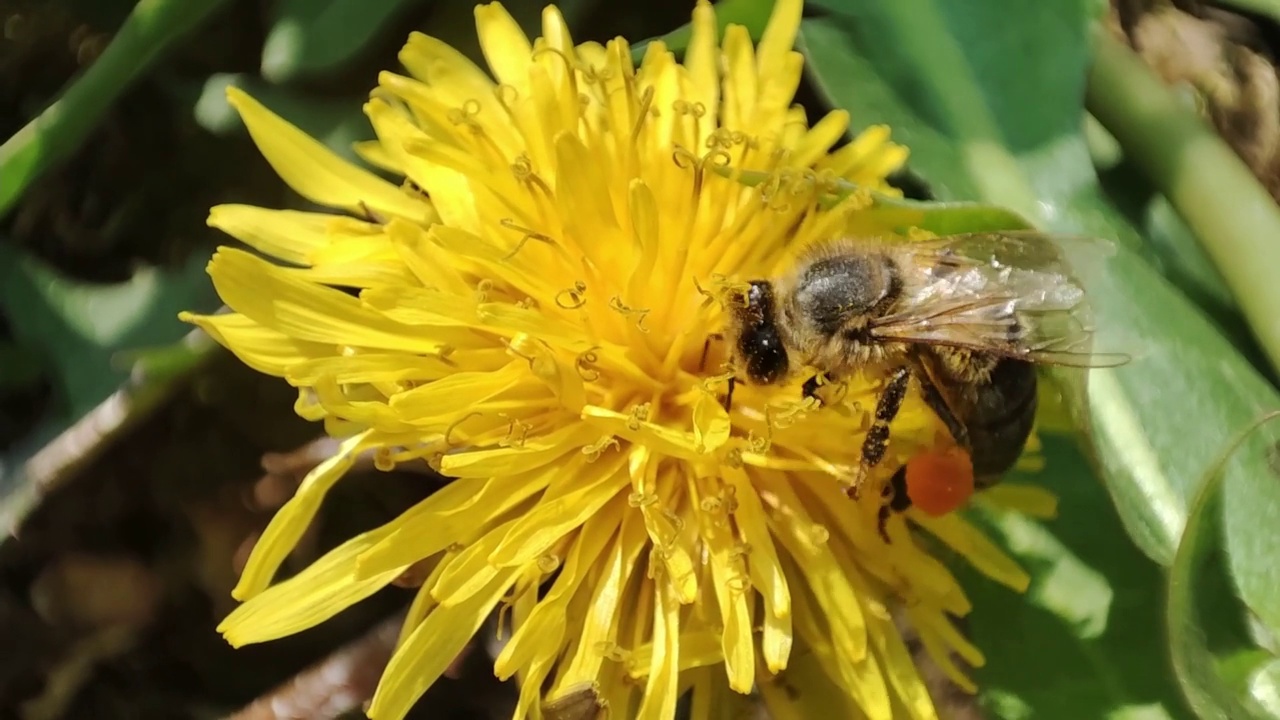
[
  {"xmin": 847, "ymin": 366, "xmax": 911, "ymax": 499},
  {"xmin": 698, "ymin": 333, "xmax": 724, "ymax": 372},
  {"xmin": 801, "ymin": 372, "xmax": 840, "ymax": 407},
  {"xmin": 722, "ymin": 376, "xmax": 737, "ymax": 413}
]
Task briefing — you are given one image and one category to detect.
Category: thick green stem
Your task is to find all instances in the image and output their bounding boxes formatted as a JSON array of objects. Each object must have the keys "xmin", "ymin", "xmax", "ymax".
[
  {"xmin": 0, "ymin": 0, "xmax": 232, "ymax": 219},
  {"xmin": 1086, "ymin": 29, "xmax": 1280, "ymax": 379}
]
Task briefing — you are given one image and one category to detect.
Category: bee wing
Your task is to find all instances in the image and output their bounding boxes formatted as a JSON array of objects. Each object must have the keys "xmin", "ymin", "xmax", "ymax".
[{"xmin": 868, "ymin": 232, "xmax": 1130, "ymax": 368}]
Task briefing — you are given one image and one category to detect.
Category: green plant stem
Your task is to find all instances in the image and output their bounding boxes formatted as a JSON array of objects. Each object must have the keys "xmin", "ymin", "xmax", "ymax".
[
  {"xmin": 0, "ymin": 0, "xmax": 232, "ymax": 219},
  {"xmin": 1086, "ymin": 29, "xmax": 1280, "ymax": 379}
]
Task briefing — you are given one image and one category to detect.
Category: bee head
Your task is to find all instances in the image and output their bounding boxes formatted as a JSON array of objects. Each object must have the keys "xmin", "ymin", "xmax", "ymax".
[{"xmin": 730, "ymin": 280, "xmax": 790, "ymax": 385}]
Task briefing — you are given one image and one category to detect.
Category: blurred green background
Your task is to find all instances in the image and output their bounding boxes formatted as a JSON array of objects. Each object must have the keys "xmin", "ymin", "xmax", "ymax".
[{"xmin": 4, "ymin": 0, "xmax": 1280, "ymax": 718}]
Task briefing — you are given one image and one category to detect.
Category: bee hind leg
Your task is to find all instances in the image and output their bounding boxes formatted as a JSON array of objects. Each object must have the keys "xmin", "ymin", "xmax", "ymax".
[
  {"xmin": 847, "ymin": 366, "xmax": 911, "ymax": 499},
  {"xmin": 877, "ymin": 467, "xmax": 913, "ymax": 543}
]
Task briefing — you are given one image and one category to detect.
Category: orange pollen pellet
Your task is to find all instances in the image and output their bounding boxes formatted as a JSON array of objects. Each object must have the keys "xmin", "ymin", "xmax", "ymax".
[{"xmin": 904, "ymin": 446, "xmax": 976, "ymax": 517}]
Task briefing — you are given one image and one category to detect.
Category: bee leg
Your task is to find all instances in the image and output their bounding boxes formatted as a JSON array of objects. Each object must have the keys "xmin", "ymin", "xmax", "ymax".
[
  {"xmin": 802, "ymin": 374, "xmax": 822, "ymax": 403},
  {"xmin": 877, "ymin": 505, "xmax": 892, "ymax": 543},
  {"xmin": 699, "ymin": 333, "xmax": 724, "ymax": 372},
  {"xmin": 877, "ymin": 467, "xmax": 912, "ymax": 543},
  {"xmin": 699, "ymin": 334, "xmax": 737, "ymax": 412},
  {"xmin": 848, "ymin": 366, "xmax": 911, "ymax": 499},
  {"xmin": 802, "ymin": 373, "xmax": 838, "ymax": 407},
  {"xmin": 722, "ymin": 375, "xmax": 738, "ymax": 413},
  {"xmin": 913, "ymin": 367, "xmax": 971, "ymax": 450}
]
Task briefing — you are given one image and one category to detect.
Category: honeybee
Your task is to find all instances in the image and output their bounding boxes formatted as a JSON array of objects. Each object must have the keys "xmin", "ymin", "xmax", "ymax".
[{"xmin": 723, "ymin": 231, "xmax": 1125, "ymax": 535}]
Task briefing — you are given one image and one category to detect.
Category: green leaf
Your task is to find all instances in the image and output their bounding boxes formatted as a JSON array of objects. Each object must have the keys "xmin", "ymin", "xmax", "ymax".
[
  {"xmin": 0, "ymin": 0, "xmax": 233, "ymax": 220},
  {"xmin": 261, "ymin": 0, "xmax": 419, "ymax": 83},
  {"xmin": 1166, "ymin": 412, "xmax": 1279, "ymax": 720},
  {"xmin": 963, "ymin": 438, "xmax": 1189, "ymax": 719},
  {"xmin": 0, "ymin": 243, "xmax": 220, "ymax": 533},
  {"xmin": 720, "ymin": 169, "xmax": 1034, "ymax": 233}
]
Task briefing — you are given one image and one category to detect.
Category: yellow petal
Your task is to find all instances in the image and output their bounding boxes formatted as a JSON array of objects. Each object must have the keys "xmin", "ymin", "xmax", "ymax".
[
  {"xmin": 691, "ymin": 393, "xmax": 731, "ymax": 453},
  {"xmin": 366, "ymin": 568, "xmax": 518, "ymax": 719},
  {"xmin": 207, "ymin": 248, "xmax": 452, "ymax": 355},
  {"xmin": 554, "ymin": 131, "xmax": 621, "ymax": 253},
  {"xmin": 581, "ymin": 405, "xmax": 704, "ymax": 460},
  {"xmin": 687, "ymin": 667, "xmax": 753, "ymax": 720},
  {"xmin": 724, "ymin": 467, "xmax": 792, "ymax": 671},
  {"xmin": 684, "ymin": 1, "xmax": 720, "ymax": 128},
  {"xmin": 513, "ymin": 652, "xmax": 559, "ymax": 720},
  {"xmin": 495, "ymin": 494, "xmax": 622, "ymax": 678},
  {"xmin": 395, "ymin": 34, "xmax": 523, "ymax": 155},
  {"xmin": 689, "ymin": 474, "xmax": 754, "ymax": 692},
  {"xmin": 352, "ymin": 139, "xmax": 400, "ymax": 173},
  {"xmin": 180, "ymin": 311, "xmax": 330, "ymax": 376},
  {"xmin": 233, "ymin": 432, "xmax": 375, "ymax": 599},
  {"xmin": 441, "ymin": 421, "xmax": 594, "ymax": 477},
  {"xmin": 907, "ymin": 606, "xmax": 982, "ymax": 694},
  {"xmin": 757, "ymin": 636, "xmax": 863, "ymax": 719},
  {"xmin": 791, "ymin": 110, "xmax": 850, "ymax": 167},
  {"xmin": 374, "ymin": 217, "xmax": 470, "ymax": 294},
  {"xmin": 868, "ymin": 614, "xmax": 939, "ymax": 720},
  {"xmin": 719, "ymin": 25, "xmax": 756, "ymax": 130},
  {"xmin": 474, "ymin": 3, "xmax": 532, "ymax": 90},
  {"xmin": 636, "ymin": 581, "xmax": 680, "ymax": 720},
  {"xmin": 977, "ymin": 483, "xmax": 1059, "ymax": 519},
  {"xmin": 428, "ymin": 515, "xmax": 513, "ymax": 606},
  {"xmin": 756, "ymin": 0, "xmax": 803, "ymax": 77},
  {"xmin": 279, "ymin": 260, "xmax": 417, "ymax": 289},
  {"xmin": 626, "ymin": 180, "xmax": 661, "ymax": 302},
  {"xmin": 284, "ymin": 352, "xmax": 462, "ymax": 387},
  {"xmin": 554, "ymin": 508, "xmax": 649, "ymax": 693},
  {"xmin": 207, "ymin": 204, "xmax": 341, "ymax": 266},
  {"xmin": 627, "ymin": 449, "xmax": 699, "ymax": 605},
  {"xmin": 387, "ymin": 361, "xmax": 532, "ymax": 420},
  {"xmin": 627, "ymin": 630, "xmax": 722, "ymax": 678},
  {"xmin": 540, "ymin": 5, "xmax": 575, "ymax": 56},
  {"xmin": 756, "ymin": 471, "xmax": 867, "ymax": 661},
  {"xmin": 397, "ymin": 552, "xmax": 453, "ymax": 645},
  {"xmin": 488, "ymin": 453, "xmax": 630, "ymax": 566},
  {"xmin": 913, "ymin": 512, "xmax": 1031, "ymax": 592},
  {"xmin": 785, "ymin": 559, "xmax": 892, "ymax": 720},
  {"xmin": 220, "ymin": 524, "xmax": 403, "ymax": 646},
  {"xmin": 362, "ymin": 95, "xmax": 483, "ymax": 234},
  {"xmin": 356, "ymin": 472, "xmax": 546, "ymax": 578},
  {"xmin": 225, "ymin": 86, "xmax": 434, "ymax": 224},
  {"xmin": 506, "ymin": 334, "xmax": 587, "ymax": 412}
]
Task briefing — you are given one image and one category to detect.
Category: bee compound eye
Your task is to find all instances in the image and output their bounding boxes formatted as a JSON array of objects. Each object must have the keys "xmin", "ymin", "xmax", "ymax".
[{"xmin": 743, "ymin": 327, "xmax": 788, "ymax": 385}]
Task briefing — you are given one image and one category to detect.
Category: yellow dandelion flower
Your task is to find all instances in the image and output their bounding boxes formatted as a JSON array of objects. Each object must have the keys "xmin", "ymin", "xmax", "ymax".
[{"xmin": 181, "ymin": 1, "xmax": 1058, "ymax": 718}]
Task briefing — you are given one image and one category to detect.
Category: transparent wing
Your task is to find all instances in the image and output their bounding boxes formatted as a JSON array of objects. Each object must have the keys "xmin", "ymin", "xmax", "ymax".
[{"xmin": 868, "ymin": 231, "xmax": 1130, "ymax": 368}]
